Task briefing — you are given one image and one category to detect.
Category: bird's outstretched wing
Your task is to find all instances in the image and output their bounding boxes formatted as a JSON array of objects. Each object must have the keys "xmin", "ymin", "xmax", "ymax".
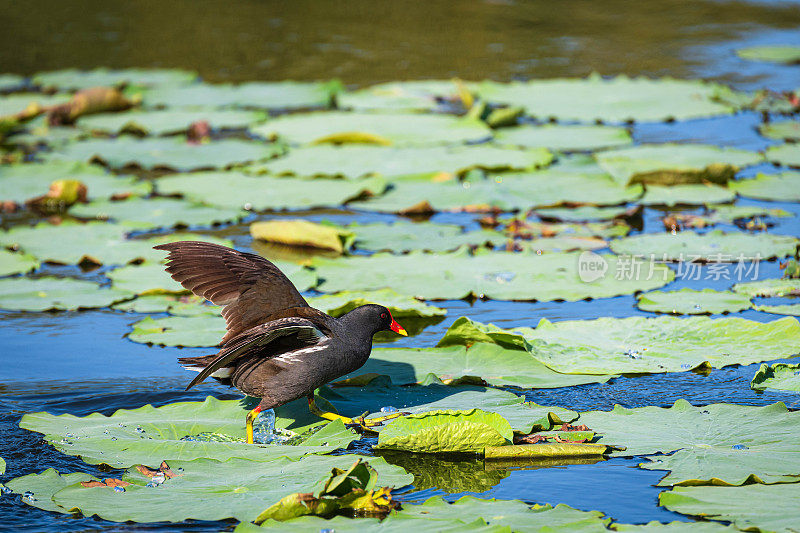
[{"xmin": 154, "ymin": 241, "xmax": 309, "ymax": 343}]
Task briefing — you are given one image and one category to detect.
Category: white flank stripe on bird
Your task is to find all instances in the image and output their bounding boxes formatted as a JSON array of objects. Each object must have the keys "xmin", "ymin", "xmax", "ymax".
[{"xmin": 184, "ymin": 366, "xmax": 233, "ymax": 378}]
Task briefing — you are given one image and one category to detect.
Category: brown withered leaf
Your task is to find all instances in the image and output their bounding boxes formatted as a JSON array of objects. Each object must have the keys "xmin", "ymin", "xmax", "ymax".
[{"xmin": 48, "ymin": 87, "xmax": 135, "ymax": 126}]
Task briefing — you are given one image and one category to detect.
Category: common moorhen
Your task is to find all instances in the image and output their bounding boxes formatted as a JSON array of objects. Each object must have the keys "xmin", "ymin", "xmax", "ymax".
[{"xmin": 154, "ymin": 241, "xmax": 407, "ymax": 443}]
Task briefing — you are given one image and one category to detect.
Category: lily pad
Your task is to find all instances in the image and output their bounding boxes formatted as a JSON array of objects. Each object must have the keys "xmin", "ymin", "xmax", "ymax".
[
  {"xmin": 0, "ymin": 277, "xmax": 131, "ymax": 311},
  {"xmin": 755, "ymin": 304, "xmax": 800, "ymax": 316},
  {"xmin": 156, "ymin": 171, "xmax": 387, "ymax": 211},
  {"xmin": 535, "ymin": 206, "xmax": 633, "ymax": 222},
  {"xmin": 0, "ymin": 73, "xmax": 25, "ymax": 92},
  {"xmin": 69, "ymin": 197, "xmax": 248, "ymax": 230},
  {"xmin": 250, "ymin": 219, "xmax": 352, "ymax": 253},
  {"xmin": 729, "ymin": 171, "xmax": 800, "ymax": 202},
  {"xmin": 0, "ymin": 250, "xmax": 39, "ymax": 277},
  {"xmin": 19, "ymin": 396, "xmax": 360, "ymax": 467},
  {"xmin": 640, "ymin": 185, "xmax": 735, "ymax": 206},
  {"xmin": 128, "ymin": 314, "xmax": 225, "ymax": 346},
  {"xmin": 766, "ymin": 143, "xmax": 800, "ymax": 168},
  {"xmin": 113, "ymin": 294, "xmax": 216, "ymax": 315},
  {"xmin": 0, "ymin": 161, "xmax": 150, "ymax": 204},
  {"xmin": 346, "ymin": 221, "xmax": 506, "ymax": 253},
  {"xmin": 45, "ymin": 136, "xmax": 283, "ymax": 171},
  {"xmin": 697, "ymin": 205, "xmax": 793, "ymax": 225},
  {"xmin": 580, "ymin": 400, "xmax": 800, "ymax": 486},
  {"xmin": 612, "ymin": 521, "xmax": 738, "ymax": 532},
  {"xmin": 363, "ymin": 343, "xmax": 612, "ymax": 389},
  {"xmin": 759, "ymin": 119, "xmax": 800, "ymax": 141},
  {"xmin": 473, "ymin": 75, "xmax": 737, "ymax": 123},
  {"xmin": 337, "ymin": 80, "xmax": 466, "ymax": 112},
  {"xmin": 251, "ymin": 111, "xmax": 491, "ymax": 146},
  {"xmin": 307, "ymin": 289, "xmax": 445, "ymax": 319},
  {"xmin": 375, "ymin": 409, "xmax": 512, "ymax": 453},
  {"xmin": 33, "ymin": 68, "xmax": 198, "ymax": 91},
  {"xmin": 737, "ymin": 45, "xmax": 800, "ymax": 64},
  {"xmin": 0, "ymin": 93, "xmax": 70, "ymax": 116},
  {"xmin": 494, "ymin": 124, "xmax": 632, "ymax": 152},
  {"xmin": 142, "ymin": 81, "xmax": 338, "ymax": 110},
  {"xmin": 77, "ymin": 109, "xmax": 267, "ymax": 136},
  {"xmin": 750, "ymin": 363, "xmax": 800, "ymax": 392},
  {"xmin": 660, "ymin": 483, "xmax": 800, "ymax": 532},
  {"xmin": 5, "ymin": 469, "xmax": 98, "ymax": 514},
  {"xmin": 250, "ymin": 144, "xmax": 552, "ymax": 179},
  {"xmin": 595, "ymin": 144, "xmax": 761, "ymax": 187},
  {"xmin": 609, "ymin": 230, "xmax": 799, "ymax": 261},
  {"xmin": 732, "ymin": 278, "xmax": 800, "ymax": 297},
  {"xmin": 312, "ymin": 248, "xmax": 672, "ymax": 301},
  {"xmin": 0, "ymin": 221, "xmax": 233, "ymax": 266},
  {"xmin": 636, "ymin": 289, "xmax": 753, "ymax": 315}
]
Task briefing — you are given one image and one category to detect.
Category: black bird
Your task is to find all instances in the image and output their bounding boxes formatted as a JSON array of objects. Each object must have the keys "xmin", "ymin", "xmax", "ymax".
[{"xmin": 154, "ymin": 241, "xmax": 407, "ymax": 443}]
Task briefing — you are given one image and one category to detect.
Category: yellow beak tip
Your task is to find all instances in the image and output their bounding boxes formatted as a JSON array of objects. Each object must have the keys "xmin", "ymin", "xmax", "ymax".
[{"xmin": 396, "ymin": 328, "xmax": 408, "ymax": 337}]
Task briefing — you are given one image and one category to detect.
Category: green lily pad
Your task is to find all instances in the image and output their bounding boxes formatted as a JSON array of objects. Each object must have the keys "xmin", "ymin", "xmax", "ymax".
[
  {"xmin": 494, "ymin": 124, "xmax": 632, "ymax": 152},
  {"xmin": 612, "ymin": 521, "xmax": 738, "ymax": 532},
  {"xmin": 0, "ymin": 221, "xmax": 233, "ymax": 266},
  {"xmin": 313, "ymin": 248, "xmax": 672, "ymax": 301},
  {"xmin": 0, "ymin": 277, "xmax": 131, "ymax": 311},
  {"xmin": 737, "ymin": 45, "xmax": 800, "ymax": 64},
  {"xmin": 0, "ymin": 161, "xmax": 150, "ymax": 203},
  {"xmin": 19, "ymin": 396, "xmax": 360, "ymax": 467},
  {"xmin": 0, "ymin": 93, "xmax": 70, "ymax": 116},
  {"xmin": 766, "ymin": 143, "xmax": 800, "ymax": 168},
  {"xmin": 473, "ymin": 75, "xmax": 737, "ymax": 123},
  {"xmin": 337, "ymin": 80, "xmax": 465, "ymax": 112},
  {"xmin": 250, "ymin": 219, "xmax": 352, "ymax": 254},
  {"xmin": 698, "ymin": 205, "xmax": 793, "ymax": 225},
  {"xmin": 142, "ymin": 81, "xmax": 338, "ymax": 110},
  {"xmin": 504, "ymin": 218, "xmax": 631, "ymax": 240},
  {"xmin": 33, "ymin": 68, "xmax": 198, "ymax": 91},
  {"xmin": 580, "ymin": 400, "xmax": 800, "ymax": 486},
  {"xmin": 0, "ymin": 73, "xmax": 25, "ymax": 91},
  {"xmin": 238, "ymin": 515, "xmax": 497, "ymax": 533},
  {"xmin": 307, "ymin": 289, "xmax": 445, "ymax": 319},
  {"xmin": 729, "ymin": 171, "xmax": 800, "ymax": 202},
  {"xmin": 660, "ymin": 483, "xmax": 800, "ymax": 532},
  {"xmin": 610, "ymin": 230, "xmax": 799, "ymax": 261},
  {"xmin": 595, "ymin": 144, "xmax": 761, "ymax": 187},
  {"xmin": 351, "ymin": 170, "xmax": 642, "ymax": 213},
  {"xmin": 0, "ymin": 250, "xmax": 39, "ymax": 277},
  {"xmin": 69, "ymin": 197, "xmax": 248, "ymax": 230},
  {"xmin": 755, "ymin": 304, "xmax": 800, "ymax": 316},
  {"xmin": 444, "ymin": 315, "xmax": 800, "ymax": 375},
  {"xmin": 640, "ymin": 185, "xmax": 735, "ymax": 206},
  {"xmin": 319, "ymin": 376, "xmax": 577, "ymax": 434},
  {"xmin": 375, "ymin": 409, "xmax": 512, "ymax": 453},
  {"xmin": 732, "ymin": 278, "xmax": 800, "ymax": 297},
  {"xmin": 77, "ymin": 109, "xmax": 267, "ymax": 136},
  {"xmin": 5, "ymin": 469, "xmax": 98, "ymax": 514},
  {"xmin": 112, "ymin": 294, "xmax": 216, "ymax": 315},
  {"xmin": 156, "ymin": 171, "xmax": 387, "ymax": 210},
  {"xmin": 759, "ymin": 119, "xmax": 800, "ymax": 141},
  {"xmin": 358, "ymin": 343, "xmax": 612, "ymax": 389},
  {"xmin": 535, "ymin": 206, "xmax": 633, "ymax": 222},
  {"xmin": 45, "ymin": 136, "xmax": 283, "ymax": 171},
  {"xmin": 250, "ymin": 144, "xmax": 552, "ymax": 179},
  {"xmin": 6, "ymin": 115, "xmax": 89, "ymax": 148},
  {"xmin": 636, "ymin": 289, "xmax": 753, "ymax": 315},
  {"xmin": 346, "ymin": 221, "xmax": 506, "ymax": 253},
  {"xmin": 128, "ymin": 314, "xmax": 225, "ymax": 346},
  {"xmin": 751, "ymin": 363, "xmax": 800, "ymax": 392},
  {"xmin": 251, "ymin": 111, "xmax": 491, "ymax": 146}
]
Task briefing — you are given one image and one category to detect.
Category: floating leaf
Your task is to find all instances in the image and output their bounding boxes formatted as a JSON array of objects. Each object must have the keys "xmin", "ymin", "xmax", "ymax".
[
  {"xmin": 580, "ymin": 400, "xmax": 800, "ymax": 486},
  {"xmin": 250, "ymin": 219, "xmax": 352, "ymax": 253},
  {"xmin": 33, "ymin": 68, "xmax": 198, "ymax": 91},
  {"xmin": 755, "ymin": 304, "xmax": 800, "ymax": 316},
  {"xmin": 0, "ymin": 277, "xmax": 131, "ymax": 311},
  {"xmin": 77, "ymin": 109, "xmax": 266, "ymax": 136},
  {"xmin": 766, "ymin": 144, "xmax": 800, "ymax": 168},
  {"xmin": 0, "ymin": 250, "xmax": 39, "ymax": 277},
  {"xmin": 0, "ymin": 161, "xmax": 150, "ymax": 204},
  {"xmin": 636, "ymin": 289, "xmax": 753, "ymax": 315},
  {"xmin": 494, "ymin": 124, "xmax": 632, "ymax": 152},
  {"xmin": 610, "ymin": 230, "xmax": 799, "ymax": 261},
  {"xmin": 5, "ymin": 469, "xmax": 98, "ymax": 514},
  {"xmin": 612, "ymin": 521, "xmax": 738, "ymax": 532},
  {"xmin": 729, "ymin": 171, "xmax": 800, "ymax": 202},
  {"xmin": 128, "ymin": 314, "xmax": 225, "ymax": 346},
  {"xmin": 307, "ymin": 289, "xmax": 445, "ymax": 319},
  {"xmin": 156, "ymin": 171, "xmax": 387, "ymax": 210},
  {"xmin": 112, "ymin": 294, "xmax": 215, "ymax": 315},
  {"xmin": 534, "ymin": 205, "xmax": 633, "ymax": 222},
  {"xmin": 250, "ymin": 144, "xmax": 551, "ymax": 179},
  {"xmin": 732, "ymin": 278, "xmax": 800, "ymax": 297},
  {"xmin": 0, "ymin": 93, "xmax": 70, "ymax": 116},
  {"xmin": 45, "ymin": 136, "xmax": 283, "ymax": 171},
  {"xmin": 337, "ymin": 80, "xmax": 464, "ymax": 112},
  {"xmin": 251, "ymin": 111, "xmax": 491, "ymax": 146},
  {"xmin": 660, "ymin": 482, "xmax": 800, "ymax": 532},
  {"xmin": 70, "ymin": 197, "xmax": 247, "ymax": 230},
  {"xmin": 759, "ymin": 119, "xmax": 800, "ymax": 141},
  {"xmin": 345, "ymin": 221, "xmax": 506, "ymax": 253},
  {"xmin": 737, "ymin": 45, "xmax": 800, "ymax": 64},
  {"xmin": 750, "ymin": 363, "xmax": 800, "ymax": 392},
  {"xmin": 640, "ymin": 184, "xmax": 735, "ymax": 206},
  {"xmin": 375, "ymin": 409, "xmax": 512, "ymax": 453},
  {"xmin": 142, "ymin": 81, "xmax": 338, "ymax": 110},
  {"xmin": 595, "ymin": 144, "xmax": 761, "ymax": 186},
  {"xmin": 0, "ymin": 73, "xmax": 25, "ymax": 91},
  {"xmin": 474, "ymin": 75, "xmax": 737, "ymax": 123}
]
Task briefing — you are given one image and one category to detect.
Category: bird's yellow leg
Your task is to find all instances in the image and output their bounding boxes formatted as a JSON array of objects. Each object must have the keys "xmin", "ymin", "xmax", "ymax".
[
  {"xmin": 245, "ymin": 405, "xmax": 262, "ymax": 444},
  {"xmin": 360, "ymin": 411, "xmax": 406, "ymax": 426},
  {"xmin": 307, "ymin": 396, "xmax": 355, "ymax": 424}
]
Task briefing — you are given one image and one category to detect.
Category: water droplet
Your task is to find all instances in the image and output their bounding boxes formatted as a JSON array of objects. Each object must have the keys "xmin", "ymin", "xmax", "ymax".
[
  {"xmin": 113, "ymin": 486, "xmax": 125, "ymax": 493},
  {"xmin": 0, "ymin": 485, "xmax": 11, "ymax": 495},
  {"xmin": 103, "ymin": 430, "xmax": 109, "ymax": 435},
  {"xmin": 111, "ymin": 437, "xmax": 118, "ymax": 441},
  {"xmin": 624, "ymin": 348, "xmax": 641, "ymax": 359},
  {"xmin": 693, "ymin": 304, "xmax": 702, "ymax": 311},
  {"xmin": 483, "ymin": 271, "xmax": 515, "ymax": 284},
  {"xmin": 135, "ymin": 426, "xmax": 145, "ymax": 434},
  {"xmin": 145, "ymin": 482, "xmax": 158, "ymax": 488},
  {"xmin": 732, "ymin": 444, "xmax": 749, "ymax": 450},
  {"xmin": 151, "ymin": 473, "xmax": 166, "ymax": 485},
  {"xmin": 253, "ymin": 409, "xmax": 292, "ymax": 445},
  {"xmin": 176, "ymin": 468, "xmax": 184, "ymax": 473},
  {"xmin": 320, "ymin": 529, "xmax": 335, "ymax": 533},
  {"xmin": 380, "ymin": 406, "xmax": 399, "ymax": 413},
  {"xmin": 680, "ymin": 363, "xmax": 692, "ymax": 369},
  {"xmin": 22, "ymin": 491, "xmax": 36, "ymax": 501}
]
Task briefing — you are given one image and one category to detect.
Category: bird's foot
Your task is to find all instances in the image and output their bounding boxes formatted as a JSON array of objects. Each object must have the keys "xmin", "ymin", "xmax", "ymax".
[
  {"xmin": 308, "ymin": 396, "xmax": 408, "ymax": 432},
  {"xmin": 245, "ymin": 405, "xmax": 263, "ymax": 444}
]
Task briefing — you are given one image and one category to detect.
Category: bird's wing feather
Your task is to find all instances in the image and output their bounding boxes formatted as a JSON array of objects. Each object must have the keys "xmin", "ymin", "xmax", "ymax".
[
  {"xmin": 185, "ymin": 317, "xmax": 324, "ymax": 390},
  {"xmin": 153, "ymin": 241, "xmax": 309, "ymax": 342}
]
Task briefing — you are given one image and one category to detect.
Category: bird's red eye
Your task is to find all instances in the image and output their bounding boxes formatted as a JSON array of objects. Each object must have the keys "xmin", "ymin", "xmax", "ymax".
[{"xmin": 380, "ymin": 312, "xmax": 387, "ymax": 319}]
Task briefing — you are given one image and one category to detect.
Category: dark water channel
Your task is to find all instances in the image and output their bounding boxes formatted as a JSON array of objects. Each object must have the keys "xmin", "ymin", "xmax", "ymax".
[{"xmin": 2, "ymin": 0, "xmax": 800, "ymax": 531}]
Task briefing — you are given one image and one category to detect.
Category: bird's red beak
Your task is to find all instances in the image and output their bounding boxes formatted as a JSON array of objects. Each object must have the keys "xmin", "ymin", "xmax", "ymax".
[{"xmin": 389, "ymin": 315, "xmax": 408, "ymax": 336}]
